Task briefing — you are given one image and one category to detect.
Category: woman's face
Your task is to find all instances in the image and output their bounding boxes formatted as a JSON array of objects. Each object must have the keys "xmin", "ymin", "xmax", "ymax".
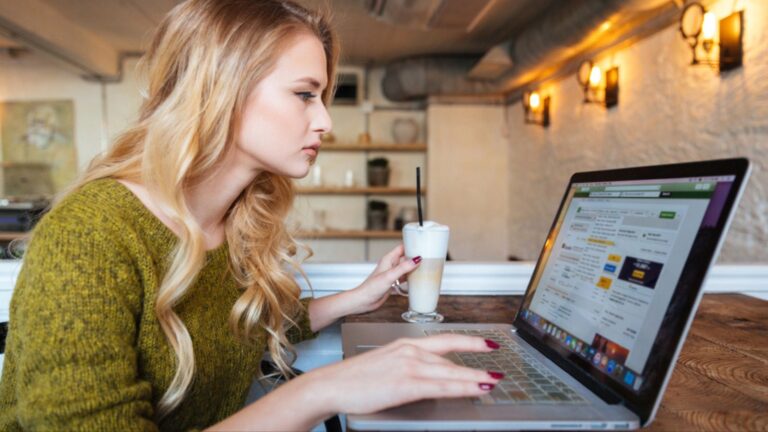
[{"xmin": 236, "ymin": 31, "xmax": 332, "ymax": 178}]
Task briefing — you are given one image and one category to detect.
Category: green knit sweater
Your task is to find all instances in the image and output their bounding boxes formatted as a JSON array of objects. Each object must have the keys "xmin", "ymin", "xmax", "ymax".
[{"xmin": 0, "ymin": 179, "xmax": 315, "ymax": 431}]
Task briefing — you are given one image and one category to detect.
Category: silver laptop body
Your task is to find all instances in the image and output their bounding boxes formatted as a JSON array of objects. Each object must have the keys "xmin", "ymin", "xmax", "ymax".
[
  {"xmin": 344, "ymin": 322, "xmax": 639, "ymax": 430},
  {"xmin": 342, "ymin": 159, "xmax": 751, "ymax": 431}
]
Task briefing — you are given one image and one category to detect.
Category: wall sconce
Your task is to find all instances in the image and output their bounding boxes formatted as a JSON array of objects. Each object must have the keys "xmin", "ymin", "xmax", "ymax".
[
  {"xmin": 577, "ymin": 61, "xmax": 619, "ymax": 108},
  {"xmin": 679, "ymin": 2, "xmax": 743, "ymax": 72},
  {"xmin": 522, "ymin": 91, "xmax": 550, "ymax": 127}
]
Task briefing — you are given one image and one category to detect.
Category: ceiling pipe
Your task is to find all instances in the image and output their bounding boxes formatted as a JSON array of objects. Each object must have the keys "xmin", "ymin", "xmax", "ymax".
[
  {"xmin": 381, "ymin": 0, "xmax": 680, "ymax": 102},
  {"xmin": 496, "ymin": 0, "xmax": 627, "ymax": 92},
  {"xmin": 496, "ymin": 0, "xmax": 681, "ymax": 95},
  {"xmin": 381, "ymin": 55, "xmax": 495, "ymax": 102}
]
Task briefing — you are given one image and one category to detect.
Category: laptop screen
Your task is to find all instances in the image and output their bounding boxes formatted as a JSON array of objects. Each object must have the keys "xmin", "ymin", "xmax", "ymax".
[{"xmin": 517, "ymin": 175, "xmax": 735, "ymax": 394}]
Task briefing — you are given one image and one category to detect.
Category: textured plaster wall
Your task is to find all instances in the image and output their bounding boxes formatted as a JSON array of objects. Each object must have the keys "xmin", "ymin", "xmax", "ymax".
[{"xmin": 506, "ymin": 0, "xmax": 768, "ymax": 263}]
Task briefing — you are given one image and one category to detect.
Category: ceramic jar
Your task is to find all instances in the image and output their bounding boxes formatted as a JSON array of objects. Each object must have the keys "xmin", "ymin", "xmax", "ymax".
[{"xmin": 392, "ymin": 118, "xmax": 419, "ymax": 144}]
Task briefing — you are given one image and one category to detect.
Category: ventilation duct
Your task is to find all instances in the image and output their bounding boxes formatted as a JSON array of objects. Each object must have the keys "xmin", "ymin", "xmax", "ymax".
[
  {"xmin": 381, "ymin": 56, "xmax": 496, "ymax": 102},
  {"xmin": 495, "ymin": 0, "xmax": 650, "ymax": 94},
  {"xmin": 382, "ymin": 0, "xmax": 678, "ymax": 101}
]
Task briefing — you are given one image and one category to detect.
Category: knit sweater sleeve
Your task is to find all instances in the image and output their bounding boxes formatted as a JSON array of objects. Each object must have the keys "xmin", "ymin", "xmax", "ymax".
[
  {"xmin": 8, "ymin": 206, "xmax": 159, "ymax": 431},
  {"xmin": 286, "ymin": 297, "xmax": 317, "ymax": 346}
]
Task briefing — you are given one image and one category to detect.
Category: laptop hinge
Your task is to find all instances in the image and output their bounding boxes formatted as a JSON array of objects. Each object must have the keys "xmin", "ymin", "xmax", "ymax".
[{"xmin": 517, "ymin": 328, "xmax": 624, "ymax": 405}]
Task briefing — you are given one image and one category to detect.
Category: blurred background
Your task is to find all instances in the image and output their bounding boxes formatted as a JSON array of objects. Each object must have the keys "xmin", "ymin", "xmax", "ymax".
[{"xmin": 0, "ymin": 0, "xmax": 765, "ymax": 262}]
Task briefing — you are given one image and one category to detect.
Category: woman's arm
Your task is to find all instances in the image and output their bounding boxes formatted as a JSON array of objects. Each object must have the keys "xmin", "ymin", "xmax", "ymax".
[
  {"xmin": 207, "ymin": 334, "xmax": 501, "ymax": 431},
  {"xmin": 307, "ymin": 244, "xmax": 420, "ymax": 332},
  {"xmin": 206, "ymin": 371, "xmax": 332, "ymax": 431},
  {"xmin": 2, "ymin": 209, "xmax": 158, "ymax": 431}
]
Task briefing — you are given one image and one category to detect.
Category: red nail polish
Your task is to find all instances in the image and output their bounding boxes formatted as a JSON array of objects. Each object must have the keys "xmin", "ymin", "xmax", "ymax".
[
  {"xmin": 485, "ymin": 339, "xmax": 500, "ymax": 350},
  {"xmin": 479, "ymin": 383, "xmax": 495, "ymax": 391},
  {"xmin": 488, "ymin": 371, "xmax": 505, "ymax": 380},
  {"xmin": 413, "ymin": 256, "xmax": 422, "ymax": 264}
]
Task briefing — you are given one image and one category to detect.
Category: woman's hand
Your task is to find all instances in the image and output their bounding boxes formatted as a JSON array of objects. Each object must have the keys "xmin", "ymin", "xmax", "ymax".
[
  {"xmin": 308, "ymin": 244, "xmax": 420, "ymax": 331},
  {"xmin": 210, "ymin": 334, "xmax": 503, "ymax": 432},
  {"xmin": 306, "ymin": 334, "xmax": 503, "ymax": 415},
  {"xmin": 347, "ymin": 243, "xmax": 420, "ymax": 315}
]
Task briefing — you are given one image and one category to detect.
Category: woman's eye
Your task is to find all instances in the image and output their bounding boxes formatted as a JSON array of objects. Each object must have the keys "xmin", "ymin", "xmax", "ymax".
[{"xmin": 296, "ymin": 92, "xmax": 317, "ymax": 102}]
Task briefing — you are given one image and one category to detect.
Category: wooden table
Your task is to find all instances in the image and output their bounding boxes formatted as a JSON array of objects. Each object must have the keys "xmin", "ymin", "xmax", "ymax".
[{"xmin": 346, "ymin": 294, "xmax": 768, "ymax": 431}]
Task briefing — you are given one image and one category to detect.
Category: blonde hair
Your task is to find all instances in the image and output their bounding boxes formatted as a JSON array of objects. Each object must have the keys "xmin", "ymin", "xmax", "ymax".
[{"xmin": 50, "ymin": 0, "xmax": 337, "ymax": 417}]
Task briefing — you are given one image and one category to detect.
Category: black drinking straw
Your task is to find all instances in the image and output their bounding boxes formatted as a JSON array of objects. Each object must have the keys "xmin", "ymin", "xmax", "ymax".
[{"xmin": 416, "ymin": 167, "xmax": 424, "ymax": 227}]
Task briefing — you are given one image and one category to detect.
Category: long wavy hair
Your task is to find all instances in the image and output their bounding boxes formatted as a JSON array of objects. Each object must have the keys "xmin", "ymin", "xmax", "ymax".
[{"xmin": 50, "ymin": 0, "xmax": 337, "ymax": 417}]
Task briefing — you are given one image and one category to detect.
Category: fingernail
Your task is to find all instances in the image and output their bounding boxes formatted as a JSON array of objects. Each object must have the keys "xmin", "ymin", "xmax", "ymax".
[
  {"xmin": 412, "ymin": 256, "xmax": 422, "ymax": 264},
  {"xmin": 485, "ymin": 339, "xmax": 500, "ymax": 350},
  {"xmin": 488, "ymin": 371, "xmax": 505, "ymax": 380},
  {"xmin": 479, "ymin": 383, "xmax": 495, "ymax": 391}
]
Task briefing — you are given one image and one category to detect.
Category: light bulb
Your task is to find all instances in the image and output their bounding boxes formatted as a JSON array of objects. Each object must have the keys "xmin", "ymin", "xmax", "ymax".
[
  {"xmin": 702, "ymin": 12, "xmax": 717, "ymax": 41},
  {"xmin": 529, "ymin": 92, "xmax": 541, "ymax": 110},
  {"xmin": 589, "ymin": 65, "xmax": 602, "ymax": 87}
]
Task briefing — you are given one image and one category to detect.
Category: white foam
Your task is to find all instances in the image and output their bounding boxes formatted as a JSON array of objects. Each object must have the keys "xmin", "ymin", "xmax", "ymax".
[
  {"xmin": 403, "ymin": 221, "xmax": 449, "ymax": 231},
  {"xmin": 402, "ymin": 221, "xmax": 450, "ymax": 259}
]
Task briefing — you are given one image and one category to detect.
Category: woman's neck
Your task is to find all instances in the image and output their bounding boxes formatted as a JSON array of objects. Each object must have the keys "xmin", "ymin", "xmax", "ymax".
[
  {"xmin": 185, "ymin": 164, "xmax": 258, "ymax": 248},
  {"xmin": 118, "ymin": 156, "xmax": 260, "ymax": 251}
]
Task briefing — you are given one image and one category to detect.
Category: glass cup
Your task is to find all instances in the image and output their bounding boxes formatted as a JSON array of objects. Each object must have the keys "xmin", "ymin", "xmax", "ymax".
[{"xmin": 393, "ymin": 221, "xmax": 450, "ymax": 323}]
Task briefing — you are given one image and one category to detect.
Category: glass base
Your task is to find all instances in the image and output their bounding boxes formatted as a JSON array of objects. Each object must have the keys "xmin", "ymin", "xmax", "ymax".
[{"xmin": 402, "ymin": 310, "xmax": 444, "ymax": 323}]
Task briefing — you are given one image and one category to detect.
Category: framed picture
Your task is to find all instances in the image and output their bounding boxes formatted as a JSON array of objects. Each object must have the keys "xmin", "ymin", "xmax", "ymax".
[{"xmin": 0, "ymin": 99, "xmax": 77, "ymax": 194}]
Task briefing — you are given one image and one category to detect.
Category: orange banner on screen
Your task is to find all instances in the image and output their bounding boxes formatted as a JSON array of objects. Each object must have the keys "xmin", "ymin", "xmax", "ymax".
[
  {"xmin": 596, "ymin": 277, "xmax": 613, "ymax": 290},
  {"xmin": 588, "ymin": 238, "xmax": 616, "ymax": 246}
]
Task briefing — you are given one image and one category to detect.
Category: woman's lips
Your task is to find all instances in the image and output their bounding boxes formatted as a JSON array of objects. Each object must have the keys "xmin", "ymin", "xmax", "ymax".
[{"xmin": 302, "ymin": 143, "xmax": 320, "ymax": 157}]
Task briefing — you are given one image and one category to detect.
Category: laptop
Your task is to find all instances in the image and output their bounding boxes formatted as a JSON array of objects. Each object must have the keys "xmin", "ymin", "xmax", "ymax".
[{"xmin": 342, "ymin": 158, "xmax": 751, "ymax": 430}]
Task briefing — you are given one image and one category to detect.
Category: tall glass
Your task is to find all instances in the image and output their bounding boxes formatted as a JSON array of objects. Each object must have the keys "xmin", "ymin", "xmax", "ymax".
[{"xmin": 397, "ymin": 221, "xmax": 450, "ymax": 323}]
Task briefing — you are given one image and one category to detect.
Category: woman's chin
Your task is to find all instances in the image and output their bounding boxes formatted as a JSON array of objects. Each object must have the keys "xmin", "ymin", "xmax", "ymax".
[
  {"xmin": 264, "ymin": 158, "xmax": 315, "ymax": 179},
  {"xmin": 285, "ymin": 165, "xmax": 313, "ymax": 180}
]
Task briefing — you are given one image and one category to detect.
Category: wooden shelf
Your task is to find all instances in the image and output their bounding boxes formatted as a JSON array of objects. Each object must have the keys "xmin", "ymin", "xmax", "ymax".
[
  {"xmin": 296, "ymin": 230, "xmax": 401, "ymax": 239},
  {"xmin": 319, "ymin": 143, "xmax": 426, "ymax": 152},
  {"xmin": 297, "ymin": 187, "xmax": 424, "ymax": 195},
  {"xmin": 0, "ymin": 231, "xmax": 26, "ymax": 241}
]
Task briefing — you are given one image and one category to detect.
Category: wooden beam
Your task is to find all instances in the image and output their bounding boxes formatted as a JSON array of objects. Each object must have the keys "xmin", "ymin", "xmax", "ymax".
[{"xmin": 0, "ymin": 0, "xmax": 120, "ymax": 79}]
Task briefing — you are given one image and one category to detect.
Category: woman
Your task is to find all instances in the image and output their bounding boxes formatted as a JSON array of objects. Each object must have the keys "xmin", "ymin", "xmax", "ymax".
[{"xmin": 0, "ymin": 1, "xmax": 501, "ymax": 430}]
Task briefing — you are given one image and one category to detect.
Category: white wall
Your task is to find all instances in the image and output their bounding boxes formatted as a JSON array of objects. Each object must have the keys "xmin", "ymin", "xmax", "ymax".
[
  {"xmin": 427, "ymin": 104, "xmax": 509, "ymax": 260},
  {"xmin": 3, "ymin": 0, "xmax": 767, "ymax": 264},
  {"xmin": 0, "ymin": 50, "xmax": 105, "ymax": 169},
  {"xmin": 506, "ymin": 0, "xmax": 768, "ymax": 263},
  {"xmin": 104, "ymin": 56, "xmax": 143, "ymax": 142},
  {"xmin": 0, "ymin": 52, "xmax": 143, "ymax": 173}
]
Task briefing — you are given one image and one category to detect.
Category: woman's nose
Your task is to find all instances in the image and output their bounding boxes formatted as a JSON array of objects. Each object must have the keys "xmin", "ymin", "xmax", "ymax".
[{"xmin": 312, "ymin": 102, "xmax": 332, "ymax": 134}]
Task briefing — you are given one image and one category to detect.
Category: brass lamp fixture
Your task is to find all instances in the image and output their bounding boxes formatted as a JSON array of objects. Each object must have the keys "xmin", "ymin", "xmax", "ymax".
[
  {"xmin": 522, "ymin": 91, "xmax": 550, "ymax": 128},
  {"xmin": 577, "ymin": 61, "xmax": 619, "ymax": 108},
  {"xmin": 679, "ymin": 2, "xmax": 743, "ymax": 71}
]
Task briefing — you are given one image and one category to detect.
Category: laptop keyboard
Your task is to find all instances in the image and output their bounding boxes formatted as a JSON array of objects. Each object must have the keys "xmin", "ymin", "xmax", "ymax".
[{"xmin": 425, "ymin": 329, "xmax": 587, "ymax": 405}]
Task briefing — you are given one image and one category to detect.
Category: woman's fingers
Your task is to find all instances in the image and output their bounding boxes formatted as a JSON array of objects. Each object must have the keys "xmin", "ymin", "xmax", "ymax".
[
  {"xmin": 390, "ymin": 339, "xmax": 504, "ymax": 380},
  {"xmin": 382, "ymin": 345, "xmax": 500, "ymax": 404},
  {"xmin": 384, "ymin": 243, "xmax": 405, "ymax": 262},
  {"xmin": 412, "ymin": 378, "xmax": 497, "ymax": 400},
  {"xmin": 383, "ymin": 255, "xmax": 421, "ymax": 285},
  {"xmin": 404, "ymin": 347, "xmax": 456, "ymax": 366},
  {"xmin": 396, "ymin": 334, "xmax": 500, "ymax": 356},
  {"xmin": 325, "ymin": 336, "xmax": 505, "ymax": 415},
  {"xmin": 375, "ymin": 244, "xmax": 405, "ymax": 272},
  {"xmin": 411, "ymin": 361, "xmax": 503, "ymax": 384}
]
